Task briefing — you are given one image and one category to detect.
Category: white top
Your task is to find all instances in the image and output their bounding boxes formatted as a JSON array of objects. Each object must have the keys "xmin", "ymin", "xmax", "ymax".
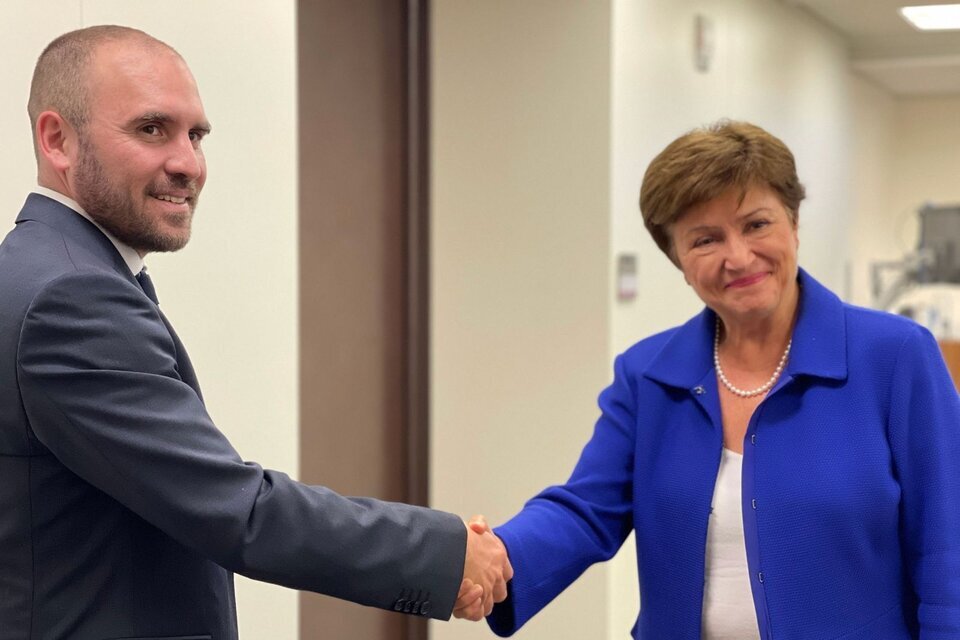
[
  {"xmin": 701, "ymin": 448, "xmax": 761, "ymax": 639},
  {"xmin": 32, "ymin": 186, "xmax": 144, "ymax": 275}
]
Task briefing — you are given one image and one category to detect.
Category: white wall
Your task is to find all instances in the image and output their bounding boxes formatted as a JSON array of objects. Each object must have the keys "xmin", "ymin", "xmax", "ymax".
[
  {"xmin": 430, "ymin": 2, "xmax": 613, "ymax": 639},
  {"xmin": 0, "ymin": 3, "xmax": 300, "ymax": 639}
]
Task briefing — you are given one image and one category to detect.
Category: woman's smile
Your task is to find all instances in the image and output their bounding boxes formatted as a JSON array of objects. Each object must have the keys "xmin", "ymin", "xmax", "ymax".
[{"xmin": 725, "ymin": 272, "xmax": 769, "ymax": 289}]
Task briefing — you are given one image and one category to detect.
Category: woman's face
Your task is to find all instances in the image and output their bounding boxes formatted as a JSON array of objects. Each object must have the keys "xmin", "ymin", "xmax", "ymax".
[{"xmin": 671, "ymin": 184, "xmax": 799, "ymax": 327}]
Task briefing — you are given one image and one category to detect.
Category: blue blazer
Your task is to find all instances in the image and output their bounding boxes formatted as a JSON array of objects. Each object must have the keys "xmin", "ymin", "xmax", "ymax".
[
  {"xmin": 488, "ymin": 269, "xmax": 960, "ymax": 639},
  {"xmin": 0, "ymin": 194, "xmax": 466, "ymax": 639}
]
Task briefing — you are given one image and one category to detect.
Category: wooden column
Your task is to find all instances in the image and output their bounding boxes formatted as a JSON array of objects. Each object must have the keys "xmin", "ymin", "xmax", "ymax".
[{"xmin": 298, "ymin": 1, "xmax": 430, "ymax": 639}]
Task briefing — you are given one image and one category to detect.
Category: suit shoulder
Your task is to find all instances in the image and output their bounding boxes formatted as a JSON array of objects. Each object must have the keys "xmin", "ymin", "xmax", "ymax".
[
  {"xmin": 1, "ymin": 220, "xmax": 123, "ymax": 294},
  {"xmin": 1, "ymin": 235, "xmax": 137, "ymax": 335}
]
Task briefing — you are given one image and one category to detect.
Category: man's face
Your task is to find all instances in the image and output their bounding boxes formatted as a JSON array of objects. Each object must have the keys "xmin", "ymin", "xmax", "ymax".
[{"xmin": 69, "ymin": 40, "xmax": 210, "ymax": 255}]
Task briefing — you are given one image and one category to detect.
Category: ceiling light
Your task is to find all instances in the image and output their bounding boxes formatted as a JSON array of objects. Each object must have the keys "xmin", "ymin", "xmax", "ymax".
[{"xmin": 900, "ymin": 4, "xmax": 960, "ymax": 30}]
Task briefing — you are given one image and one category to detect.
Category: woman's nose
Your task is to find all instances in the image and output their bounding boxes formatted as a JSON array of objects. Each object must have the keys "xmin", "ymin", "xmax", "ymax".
[{"xmin": 722, "ymin": 234, "xmax": 753, "ymax": 270}]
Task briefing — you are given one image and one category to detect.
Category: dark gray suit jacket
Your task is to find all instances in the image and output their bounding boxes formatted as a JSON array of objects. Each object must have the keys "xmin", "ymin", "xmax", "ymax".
[{"xmin": 0, "ymin": 194, "xmax": 465, "ymax": 639}]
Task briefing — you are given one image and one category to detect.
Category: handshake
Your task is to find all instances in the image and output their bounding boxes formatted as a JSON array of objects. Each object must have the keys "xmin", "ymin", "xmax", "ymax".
[{"xmin": 454, "ymin": 515, "xmax": 514, "ymax": 621}]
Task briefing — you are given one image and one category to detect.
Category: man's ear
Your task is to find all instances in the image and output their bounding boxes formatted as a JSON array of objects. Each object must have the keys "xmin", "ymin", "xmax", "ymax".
[{"xmin": 36, "ymin": 111, "xmax": 77, "ymax": 173}]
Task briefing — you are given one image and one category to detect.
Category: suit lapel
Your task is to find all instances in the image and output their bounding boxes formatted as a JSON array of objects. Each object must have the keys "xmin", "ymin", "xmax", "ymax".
[
  {"xmin": 18, "ymin": 194, "xmax": 205, "ymax": 403},
  {"xmin": 156, "ymin": 307, "xmax": 204, "ymax": 404}
]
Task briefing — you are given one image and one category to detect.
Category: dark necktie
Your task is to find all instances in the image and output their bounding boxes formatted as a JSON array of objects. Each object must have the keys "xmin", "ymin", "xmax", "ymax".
[{"xmin": 136, "ymin": 268, "xmax": 159, "ymax": 305}]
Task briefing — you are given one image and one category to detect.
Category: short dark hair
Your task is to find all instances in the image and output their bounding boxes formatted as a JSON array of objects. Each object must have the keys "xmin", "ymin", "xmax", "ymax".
[
  {"xmin": 28, "ymin": 26, "xmax": 176, "ymax": 151},
  {"xmin": 639, "ymin": 120, "xmax": 805, "ymax": 266}
]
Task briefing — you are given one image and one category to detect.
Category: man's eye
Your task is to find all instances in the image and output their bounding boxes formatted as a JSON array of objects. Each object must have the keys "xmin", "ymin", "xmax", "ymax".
[{"xmin": 142, "ymin": 124, "xmax": 161, "ymax": 136}]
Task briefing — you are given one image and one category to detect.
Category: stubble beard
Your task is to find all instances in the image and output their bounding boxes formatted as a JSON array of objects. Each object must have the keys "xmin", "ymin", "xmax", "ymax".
[{"xmin": 73, "ymin": 135, "xmax": 197, "ymax": 254}]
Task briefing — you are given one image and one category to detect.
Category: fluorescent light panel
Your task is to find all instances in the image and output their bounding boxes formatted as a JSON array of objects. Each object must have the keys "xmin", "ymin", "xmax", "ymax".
[{"xmin": 900, "ymin": 4, "xmax": 960, "ymax": 30}]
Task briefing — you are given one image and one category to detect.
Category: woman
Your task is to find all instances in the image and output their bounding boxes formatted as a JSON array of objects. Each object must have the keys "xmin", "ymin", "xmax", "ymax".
[{"xmin": 461, "ymin": 121, "xmax": 960, "ymax": 638}]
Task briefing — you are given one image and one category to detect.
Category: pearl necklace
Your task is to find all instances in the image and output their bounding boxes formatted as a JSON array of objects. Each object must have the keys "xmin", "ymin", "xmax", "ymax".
[{"xmin": 713, "ymin": 318, "xmax": 791, "ymax": 398}]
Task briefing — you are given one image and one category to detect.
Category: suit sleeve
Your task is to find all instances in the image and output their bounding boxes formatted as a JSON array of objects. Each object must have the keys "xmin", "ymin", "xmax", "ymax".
[
  {"xmin": 887, "ymin": 325, "xmax": 960, "ymax": 637},
  {"xmin": 16, "ymin": 270, "xmax": 466, "ymax": 619},
  {"xmin": 487, "ymin": 354, "xmax": 637, "ymax": 636}
]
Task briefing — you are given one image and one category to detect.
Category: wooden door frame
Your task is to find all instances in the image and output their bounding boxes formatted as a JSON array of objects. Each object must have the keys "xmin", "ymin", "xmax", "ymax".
[{"xmin": 297, "ymin": 1, "xmax": 431, "ymax": 638}]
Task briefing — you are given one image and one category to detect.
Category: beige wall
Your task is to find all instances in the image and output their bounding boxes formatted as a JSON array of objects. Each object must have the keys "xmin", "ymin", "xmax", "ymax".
[
  {"xmin": 892, "ymin": 95, "xmax": 960, "ymax": 251},
  {"xmin": 848, "ymin": 88, "xmax": 960, "ymax": 307},
  {"xmin": 849, "ymin": 75, "xmax": 898, "ymax": 306},
  {"xmin": 430, "ymin": 1, "xmax": 613, "ymax": 639},
  {"xmin": 0, "ymin": 1, "xmax": 79, "ymax": 222},
  {"xmin": 0, "ymin": 3, "xmax": 300, "ymax": 639}
]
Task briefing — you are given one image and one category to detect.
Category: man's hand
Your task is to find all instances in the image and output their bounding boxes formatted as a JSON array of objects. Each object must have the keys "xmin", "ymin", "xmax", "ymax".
[
  {"xmin": 452, "ymin": 578, "xmax": 485, "ymax": 621},
  {"xmin": 454, "ymin": 514, "xmax": 513, "ymax": 621}
]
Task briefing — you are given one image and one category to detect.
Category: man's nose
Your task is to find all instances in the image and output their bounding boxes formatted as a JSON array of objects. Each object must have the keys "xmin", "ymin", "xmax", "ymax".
[{"xmin": 165, "ymin": 135, "xmax": 203, "ymax": 182}]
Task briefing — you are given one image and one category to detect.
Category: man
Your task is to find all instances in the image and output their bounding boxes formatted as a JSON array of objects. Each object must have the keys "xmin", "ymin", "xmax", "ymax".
[{"xmin": 0, "ymin": 25, "xmax": 507, "ymax": 638}]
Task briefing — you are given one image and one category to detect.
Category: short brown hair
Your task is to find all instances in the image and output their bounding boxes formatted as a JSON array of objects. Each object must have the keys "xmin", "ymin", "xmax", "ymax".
[
  {"xmin": 639, "ymin": 120, "xmax": 805, "ymax": 266},
  {"xmin": 28, "ymin": 26, "xmax": 174, "ymax": 152}
]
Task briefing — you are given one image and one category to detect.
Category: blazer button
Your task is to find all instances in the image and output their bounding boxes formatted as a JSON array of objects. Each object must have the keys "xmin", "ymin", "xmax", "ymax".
[
  {"xmin": 404, "ymin": 600, "xmax": 416, "ymax": 613},
  {"xmin": 419, "ymin": 601, "xmax": 432, "ymax": 616},
  {"xmin": 393, "ymin": 598, "xmax": 406, "ymax": 612}
]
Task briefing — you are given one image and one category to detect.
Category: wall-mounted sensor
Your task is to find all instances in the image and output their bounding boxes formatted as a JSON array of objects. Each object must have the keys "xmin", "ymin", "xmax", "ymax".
[{"xmin": 694, "ymin": 14, "xmax": 716, "ymax": 73}]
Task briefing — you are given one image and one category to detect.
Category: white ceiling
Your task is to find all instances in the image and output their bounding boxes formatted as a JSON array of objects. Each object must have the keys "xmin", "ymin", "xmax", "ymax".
[{"xmin": 784, "ymin": 0, "xmax": 960, "ymax": 95}]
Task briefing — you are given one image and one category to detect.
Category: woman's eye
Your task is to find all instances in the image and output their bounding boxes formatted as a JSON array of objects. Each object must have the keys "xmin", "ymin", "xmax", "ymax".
[
  {"xmin": 693, "ymin": 237, "xmax": 714, "ymax": 248},
  {"xmin": 748, "ymin": 219, "xmax": 770, "ymax": 231}
]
